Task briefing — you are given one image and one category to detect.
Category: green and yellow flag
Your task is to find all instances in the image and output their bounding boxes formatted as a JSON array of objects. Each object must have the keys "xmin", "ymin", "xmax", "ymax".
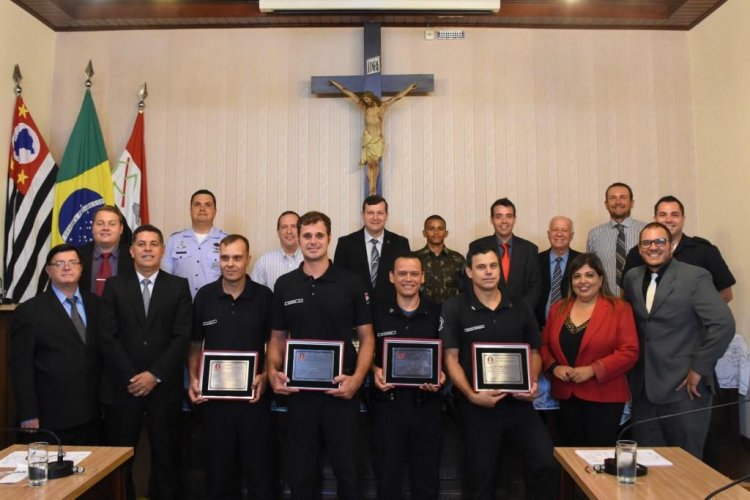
[{"xmin": 51, "ymin": 89, "xmax": 114, "ymax": 246}]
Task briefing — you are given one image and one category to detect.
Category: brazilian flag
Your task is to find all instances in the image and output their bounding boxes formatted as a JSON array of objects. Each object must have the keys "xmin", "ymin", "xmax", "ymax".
[{"xmin": 52, "ymin": 89, "xmax": 114, "ymax": 246}]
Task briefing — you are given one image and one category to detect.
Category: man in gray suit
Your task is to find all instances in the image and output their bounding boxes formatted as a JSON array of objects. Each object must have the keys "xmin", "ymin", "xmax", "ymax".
[{"xmin": 623, "ymin": 222, "xmax": 734, "ymax": 458}]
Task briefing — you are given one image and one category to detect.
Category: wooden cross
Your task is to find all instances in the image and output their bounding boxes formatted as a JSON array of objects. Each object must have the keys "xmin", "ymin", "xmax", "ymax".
[{"xmin": 312, "ymin": 22, "xmax": 434, "ymax": 197}]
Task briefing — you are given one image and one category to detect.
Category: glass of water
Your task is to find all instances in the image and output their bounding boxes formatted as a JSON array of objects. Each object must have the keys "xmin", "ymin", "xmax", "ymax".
[
  {"xmin": 27, "ymin": 441, "xmax": 48, "ymax": 486},
  {"xmin": 616, "ymin": 439, "xmax": 637, "ymax": 484}
]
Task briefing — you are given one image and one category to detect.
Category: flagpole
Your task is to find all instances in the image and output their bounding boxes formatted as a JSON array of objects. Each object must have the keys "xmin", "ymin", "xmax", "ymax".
[
  {"xmin": 84, "ymin": 60, "xmax": 94, "ymax": 89},
  {"xmin": 8, "ymin": 65, "xmax": 23, "ymax": 263}
]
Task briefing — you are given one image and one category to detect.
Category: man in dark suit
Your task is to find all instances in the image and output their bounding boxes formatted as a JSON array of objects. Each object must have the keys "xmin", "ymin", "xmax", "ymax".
[
  {"xmin": 10, "ymin": 244, "xmax": 101, "ymax": 445},
  {"xmin": 78, "ymin": 205, "xmax": 133, "ymax": 296},
  {"xmin": 334, "ymin": 195, "xmax": 410, "ymax": 302},
  {"xmin": 623, "ymin": 222, "xmax": 735, "ymax": 459},
  {"xmin": 468, "ymin": 197, "xmax": 543, "ymax": 309},
  {"xmin": 536, "ymin": 216, "xmax": 581, "ymax": 328},
  {"xmin": 98, "ymin": 224, "xmax": 192, "ymax": 500}
]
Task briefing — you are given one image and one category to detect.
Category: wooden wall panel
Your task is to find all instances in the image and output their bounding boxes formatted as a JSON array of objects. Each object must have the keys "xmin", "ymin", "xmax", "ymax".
[{"xmin": 47, "ymin": 27, "xmax": 696, "ymax": 261}]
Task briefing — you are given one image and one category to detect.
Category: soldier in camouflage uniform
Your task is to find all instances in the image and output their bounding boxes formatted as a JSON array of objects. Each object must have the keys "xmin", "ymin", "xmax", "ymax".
[{"xmin": 416, "ymin": 215, "xmax": 465, "ymax": 305}]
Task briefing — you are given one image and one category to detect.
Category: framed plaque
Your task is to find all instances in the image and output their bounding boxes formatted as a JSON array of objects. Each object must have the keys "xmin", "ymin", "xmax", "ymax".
[
  {"xmin": 199, "ymin": 350, "xmax": 258, "ymax": 400},
  {"xmin": 471, "ymin": 343, "xmax": 531, "ymax": 392},
  {"xmin": 284, "ymin": 340, "xmax": 344, "ymax": 391},
  {"xmin": 383, "ymin": 338, "xmax": 442, "ymax": 386}
]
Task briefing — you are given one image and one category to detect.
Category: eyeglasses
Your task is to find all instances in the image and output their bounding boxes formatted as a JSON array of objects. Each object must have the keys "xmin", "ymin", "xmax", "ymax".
[
  {"xmin": 48, "ymin": 260, "xmax": 81, "ymax": 269},
  {"xmin": 638, "ymin": 238, "xmax": 669, "ymax": 249}
]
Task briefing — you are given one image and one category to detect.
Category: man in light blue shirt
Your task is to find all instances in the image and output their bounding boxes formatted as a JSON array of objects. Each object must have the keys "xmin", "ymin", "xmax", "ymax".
[
  {"xmin": 162, "ymin": 189, "xmax": 228, "ymax": 298},
  {"xmin": 251, "ymin": 210, "xmax": 303, "ymax": 290},
  {"xmin": 536, "ymin": 216, "xmax": 581, "ymax": 329},
  {"xmin": 10, "ymin": 244, "xmax": 101, "ymax": 445}
]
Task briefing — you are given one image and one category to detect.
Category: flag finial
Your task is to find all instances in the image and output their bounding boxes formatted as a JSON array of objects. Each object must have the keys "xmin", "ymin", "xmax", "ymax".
[
  {"xmin": 12, "ymin": 64, "xmax": 22, "ymax": 96},
  {"xmin": 138, "ymin": 82, "xmax": 148, "ymax": 112},
  {"xmin": 84, "ymin": 60, "xmax": 94, "ymax": 88}
]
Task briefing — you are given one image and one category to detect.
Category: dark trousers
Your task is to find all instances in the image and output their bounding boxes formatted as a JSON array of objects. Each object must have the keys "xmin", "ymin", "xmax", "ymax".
[
  {"xmin": 558, "ymin": 396, "xmax": 624, "ymax": 447},
  {"xmin": 103, "ymin": 399, "xmax": 181, "ymax": 500},
  {"xmin": 372, "ymin": 391, "xmax": 442, "ymax": 500},
  {"xmin": 287, "ymin": 391, "xmax": 362, "ymax": 500},
  {"xmin": 632, "ymin": 392, "xmax": 713, "ymax": 459},
  {"xmin": 457, "ymin": 397, "xmax": 559, "ymax": 500},
  {"xmin": 19, "ymin": 419, "xmax": 100, "ymax": 447},
  {"xmin": 198, "ymin": 397, "xmax": 274, "ymax": 500}
]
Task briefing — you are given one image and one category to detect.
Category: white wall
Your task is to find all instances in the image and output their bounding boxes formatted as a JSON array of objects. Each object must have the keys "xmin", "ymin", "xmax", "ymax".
[
  {"xmin": 690, "ymin": 0, "xmax": 750, "ymax": 435},
  {"xmin": 48, "ymin": 27, "xmax": 696, "ymax": 259},
  {"xmin": 0, "ymin": 0, "xmax": 55, "ymax": 256}
]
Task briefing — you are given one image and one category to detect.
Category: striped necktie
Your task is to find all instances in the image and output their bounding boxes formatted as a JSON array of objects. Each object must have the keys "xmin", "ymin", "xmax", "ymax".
[
  {"xmin": 615, "ymin": 224, "xmax": 626, "ymax": 287},
  {"xmin": 369, "ymin": 239, "xmax": 379, "ymax": 287},
  {"xmin": 550, "ymin": 257, "xmax": 563, "ymax": 304}
]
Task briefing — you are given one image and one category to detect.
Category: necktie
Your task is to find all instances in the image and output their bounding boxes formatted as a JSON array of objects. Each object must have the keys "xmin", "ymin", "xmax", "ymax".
[
  {"xmin": 615, "ymin": 224, "xmax": 626, "ymax": 288},
  {"xmin": 142, "ymin": 278, "xmax": 151, "ymax": 315},
  {"xmin": 95, "ymin": 252, "xmax": 111, "ymax": 296},
  {"xmin": 550, "ymin": 257, "xmax": 563, "ymax": 304},
  {"xmin": 66, "ymin": 297, "xmax": 86, "ymax": 343},
  {"xmin": 369, "ymin": 239, "xmax": 379, "ymax": 288},
  {"xmin": 645, "ymin": 272, "xmax": 658, "ymax": 313},
  {"xmin": 501, "ymin": 243, "xmax": 510, "ymax": 281}
]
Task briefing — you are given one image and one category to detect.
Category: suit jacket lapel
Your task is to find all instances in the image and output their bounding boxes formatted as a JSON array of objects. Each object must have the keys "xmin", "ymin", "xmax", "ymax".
[
  {"xmin": 649, "ymin": 263, "xmax": 676, "ymax": 317},
  {"xmin": 127, "ymin": 273, "xmax": 148, "ymax": 324},
  {"xmin": 357, "ymin": 228, "xmax": 370, "ymax": 276},
  {"xmin": 541, "ymin": 250, "xmax": 551, "ymax": 287},
  {"xmin": 44, "ymin": 290, "xmax": 86, "ymax": 346},
  {"xmin": 579, "ymin": 297, "xmax": 606, "ymax": 353},
  {"xmin": 629, "ymin": 267, "xmax": 649, "ymax": 318},
  {"xmin": 147, "ymin": 273, "xmax": 166, "ymax": 320}
]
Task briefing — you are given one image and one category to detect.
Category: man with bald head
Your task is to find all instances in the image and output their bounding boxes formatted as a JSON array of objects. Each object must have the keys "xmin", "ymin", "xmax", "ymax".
[{"xmin": 536, "ymin": 216, "xmax": 581, "ymax": 329}]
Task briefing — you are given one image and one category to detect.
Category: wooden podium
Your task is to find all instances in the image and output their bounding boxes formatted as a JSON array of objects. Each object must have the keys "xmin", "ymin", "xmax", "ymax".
[
  {"xmin": 0, "ymin": 445, "xmax": 133, "ymax": 499},
  {"xmin": 0, "ymin": 304, "xmax": 16, "ymax": 448}
]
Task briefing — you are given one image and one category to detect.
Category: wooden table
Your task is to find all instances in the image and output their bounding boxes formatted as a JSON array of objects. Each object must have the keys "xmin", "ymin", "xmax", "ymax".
[
  {"xmin": 0, "ymin": 445, "xmax": 133, "ymax": 500},
  {"xmin": 555, "ymin": 447, "xmax": 750, "ymax": 499}
]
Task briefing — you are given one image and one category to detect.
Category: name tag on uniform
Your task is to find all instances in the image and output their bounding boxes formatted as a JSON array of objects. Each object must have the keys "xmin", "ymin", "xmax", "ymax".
[
  {"xmin": 284, "ymin": 298, "xmax": 304, "ymax": 306},
  {"xmin": 377, "ymin": 330, "xmax": 397, "ymax": 338},
  {"xmin": 464, "ymin": 324, "xmax": 486, "ymax": 333},
  {"xmin": 202, "ymin": 319, "xmax": 218, "ymax": 326}
]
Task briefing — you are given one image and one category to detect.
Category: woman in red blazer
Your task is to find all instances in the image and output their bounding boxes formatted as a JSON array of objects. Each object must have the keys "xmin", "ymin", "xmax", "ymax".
[{"xmin": 541, "ymin": 253, "xmax": 639, "ymax": 446}]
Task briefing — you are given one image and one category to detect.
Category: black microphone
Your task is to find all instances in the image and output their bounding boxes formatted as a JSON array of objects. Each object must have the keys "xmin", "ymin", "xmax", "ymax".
[
  {"xmin": 705, "ymin": 470, "xmax": 750, "ymax": 499},
  {"xmin": 594, "ymin": 397, "xmax": 750, "ymax": 479},
  {"xmin": 3, "ymin": 427, "xmax": 75, "ymax": 479},
  {"xmin": 617, "ymin": 397, "xmax": 750, "ymax": 442}
]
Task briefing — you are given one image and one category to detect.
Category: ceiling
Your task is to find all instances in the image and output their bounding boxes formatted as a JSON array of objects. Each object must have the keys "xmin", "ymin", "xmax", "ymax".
[{"xmin": 11, "ymin": 0, "xmax": 728, "ymax": 32}]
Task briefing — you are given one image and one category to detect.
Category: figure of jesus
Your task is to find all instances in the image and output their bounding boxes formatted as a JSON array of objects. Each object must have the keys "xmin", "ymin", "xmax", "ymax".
[{"xmin": 329, "ymin": 80, "xmax": 417, "ymax": 195}]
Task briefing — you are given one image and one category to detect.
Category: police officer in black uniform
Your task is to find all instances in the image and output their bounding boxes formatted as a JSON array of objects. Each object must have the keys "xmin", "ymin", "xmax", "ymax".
[
  {"xmin": 371, "ymin": 252, "xmax": 444, "ymax": 500},
  {"xmin": 440, "ymin": 245, "xmax": 558, "ymax": 499},
  {"xmin": 267, "ymin": 211, "xmax": 375, "ymax": 500},
  {"xmin": 188, "ymin": 234, "xmax": 274, "ymax": 499},
  {"xmin": 623, "ymin": 195, "xmax": 735, "ymax": 301}
]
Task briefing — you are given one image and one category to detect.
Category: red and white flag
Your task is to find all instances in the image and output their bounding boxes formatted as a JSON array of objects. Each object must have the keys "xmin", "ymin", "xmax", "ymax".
[
  {"xmin": 112, "ymin": 110, "xmax": 149, "ymax": 230},
  {"xmin": 4, "ymin": 96, "xmax": 59, "ymax": 303}
]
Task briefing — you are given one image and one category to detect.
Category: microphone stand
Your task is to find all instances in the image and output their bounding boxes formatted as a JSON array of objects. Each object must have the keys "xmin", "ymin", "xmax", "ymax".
[{"xmin": 11, "ymin": 428, "xmax": 74, "ymax": 479}]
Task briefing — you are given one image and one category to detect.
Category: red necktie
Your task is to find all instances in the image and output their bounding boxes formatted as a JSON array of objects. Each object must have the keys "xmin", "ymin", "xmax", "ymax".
[
  {"xmin": 501, "ymin": 243, "xmax": 510, "ymax": 282},
  {"xmin": 95, "ymin": 252, "xmax": 111, "ymax": 296}
]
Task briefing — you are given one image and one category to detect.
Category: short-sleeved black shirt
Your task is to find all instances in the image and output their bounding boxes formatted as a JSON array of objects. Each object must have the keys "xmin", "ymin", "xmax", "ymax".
[
  {"xmin": 192, "ymin": 276, "xmax": 273, "ymax": 367},
  {"xmin": 372, "ymin": 294, "xmax": 441, "ymax": 368},
  {"xmin": 439, "ymin": 288, "xmax": 540, "ymax": 385},
  {"xmin": 624, "ymin": 234, "xmax": 736, "ymax": 291},
  {"xmin": 271, "ymin": 261, "xmax": 372, "ymax": 374}
]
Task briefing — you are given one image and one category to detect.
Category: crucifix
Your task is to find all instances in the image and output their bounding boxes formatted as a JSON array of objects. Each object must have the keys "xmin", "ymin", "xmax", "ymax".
[{"xmin": 312, "ymin": 22, "xmax": 434, "ymax": 197}]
